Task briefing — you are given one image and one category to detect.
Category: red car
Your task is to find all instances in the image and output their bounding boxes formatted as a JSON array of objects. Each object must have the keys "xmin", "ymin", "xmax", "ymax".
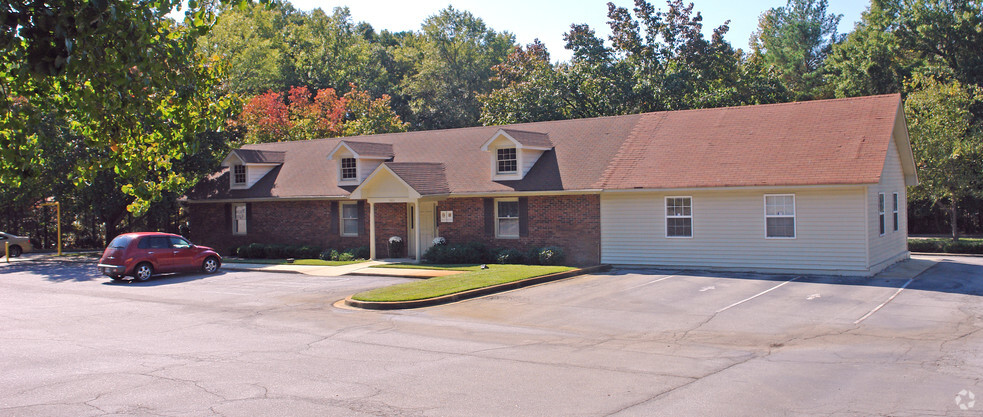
[{"xmin": 97, "ymin": 232, "xmax": 222, "ymax": 281}]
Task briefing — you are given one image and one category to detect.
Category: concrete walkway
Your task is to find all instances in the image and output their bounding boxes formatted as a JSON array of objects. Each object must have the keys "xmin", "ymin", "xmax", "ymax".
[{"xmin": 222, "ymin": 260, "xmax": 388, "ymax": 277}]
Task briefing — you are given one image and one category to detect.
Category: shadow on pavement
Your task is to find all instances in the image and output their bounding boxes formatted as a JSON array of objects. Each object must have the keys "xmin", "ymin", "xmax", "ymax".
[
  {"xmin": 611, "ymin": 259, "xmax": 983, "ymax": 297},
  {"xmin": 1, "ymin": 262, "xmax": 229, "ymax": 286},
  {"xmin": 102, "ymin": 271, "xmax": 228, "ymax": 286}
]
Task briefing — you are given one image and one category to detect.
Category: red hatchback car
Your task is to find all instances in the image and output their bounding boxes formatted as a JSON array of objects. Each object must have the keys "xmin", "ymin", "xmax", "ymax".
[{"xmin": 97, "ymin": 232, "xmax": 222, "ymax": 281}]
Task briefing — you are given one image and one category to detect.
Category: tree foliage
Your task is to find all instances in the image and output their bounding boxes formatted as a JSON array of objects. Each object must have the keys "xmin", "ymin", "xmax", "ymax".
[
  {"xmin": 750, "ymin": 0, "xmax": 842, "ymax": 99},
  {"xmin": 237, "ymin": 85, "xmax": 407, "ymax": 143}
]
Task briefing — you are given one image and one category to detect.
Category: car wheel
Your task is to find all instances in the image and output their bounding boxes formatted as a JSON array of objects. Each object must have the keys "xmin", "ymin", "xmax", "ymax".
[
  {"xmin": 201, "ymin": 256, "xmax": 220, "ymax": 274},
  {"xmin": 133, "ymin": 263, "xmax": 154, "ymax": 281},
  {"xmin": 8, "ymin": 245, "xmax": 22, "ymax": 257}
]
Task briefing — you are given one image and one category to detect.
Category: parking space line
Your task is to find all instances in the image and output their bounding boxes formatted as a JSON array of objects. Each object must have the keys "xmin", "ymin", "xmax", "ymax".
[
  {"xmin": 853, "ymin": 278, "xmax": 913, "ymax": 324},
  {"xmin": 623, "ymin": 275, "xmax": 675, "ymax": 291},
  {"xmin": 714, "ymin": 276, "xmax": 802, "ymax": 313}
]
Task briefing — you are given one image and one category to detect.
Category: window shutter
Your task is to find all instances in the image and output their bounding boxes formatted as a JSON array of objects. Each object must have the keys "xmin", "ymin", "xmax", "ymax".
[
  {"xmin": 245, "ymin": 203, "xmax": 252, "ymax": 235},
  {"xmin": 357, "ymin": 200, "xmax": 365, "ymax": 236},
  {"xmin": 330, "ymin": 201, "xmax": 339, "ymax": 234},
  {"xmin": 483, "ymin": 198, "xmax": 494, "ymax": 236},
  {"xmin": 518, "ymin": 197, "xmax": 529, "ymax": 237},
  {"xmin": 224, "ymin": 203, "xmax": 231, "ymax": 233}
]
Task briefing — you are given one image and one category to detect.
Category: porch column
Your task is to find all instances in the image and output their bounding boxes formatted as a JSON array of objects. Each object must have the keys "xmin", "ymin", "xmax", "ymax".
[
  {"xmin": 369, "ymin": 201, "xmax": 376, "ymax": 260},
  {"xmin": 414, "ymin": 200, "xmax": 421, "ymax": 262}
]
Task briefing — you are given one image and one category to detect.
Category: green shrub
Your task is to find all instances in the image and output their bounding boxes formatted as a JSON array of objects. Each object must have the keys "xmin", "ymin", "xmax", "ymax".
[
  {"xmin": 909, "ymin": 239, "xmax": 983, "ymax": 254},
  {"xmin": 297, "ymin": 245, "xmax": 321, "ymax": 259},
  {"xmin": 537, "ymin": 246, "xmax": 565, "ymax": 266},
  {"xmin": 423, "ymin": 241, "xmax": 490, "ymax": 264},
  {"xmin": 525, "ymin": 247, "xmax": 543, "ymax": 265},
  {"xmin": 345, "ymin": 246, "xmax": 370, "ymax": 260},
  {"xmin": 230, "ymin": 246, "xmax": 241, "ymax": 257},
  {"xmin": 263, "ymin": 244, "xmax": 287, "ymax": 259},
  {"xmin": 319, "ymin": 249, "xmax": 339, "ymax": 261},
  {"xmin": 239, "ymin": 243, "xmax": 267, "ymax": 259},
  {"xmin": 284, "ymin": 245, "xmax": 301, "ymax": 258},
  {"xmin": 495, "ymin": 248, "xmax": 524, "ymax": 264},
  {"xmin": 337, "ymin": 252, "xmax": 355, "ymax": 261}
]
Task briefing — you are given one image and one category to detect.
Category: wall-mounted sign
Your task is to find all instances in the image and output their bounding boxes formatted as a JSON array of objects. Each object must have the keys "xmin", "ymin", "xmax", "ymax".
[{"xmin": 440, "ymin": 210, "xmax": 453, "ymax": 223}]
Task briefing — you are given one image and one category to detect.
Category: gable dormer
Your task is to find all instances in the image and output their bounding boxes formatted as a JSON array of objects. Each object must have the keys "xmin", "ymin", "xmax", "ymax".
[
  {"xmin": 480, "ymin": 129, "xmax": 553, "ymax": 181},
  {"xmin": 220, "ymin": 149, "xmax": 285, "ymax": 190},
  {"xmin": 327, "ymin": 140, "xmax": 395, "ymax": 185}
]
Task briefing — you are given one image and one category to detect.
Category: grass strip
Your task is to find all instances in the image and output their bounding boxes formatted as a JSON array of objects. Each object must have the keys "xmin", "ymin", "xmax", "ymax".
[
  {"xmin": 225, "ymin": 258, "xmax": 365, "ymax": 266},
  {"xmin": 370, "ymin": 263, "xmax": 481, "ymax": 271},
  {"xmin": 352, "ymin": 264, "xmax": 573, "ymax": 302}
]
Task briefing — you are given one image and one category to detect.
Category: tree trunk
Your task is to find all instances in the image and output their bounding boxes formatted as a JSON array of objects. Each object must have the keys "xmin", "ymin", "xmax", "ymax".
[{"xmin": 949, "ymin": 202, "xmax": 960, "ymax": 241}]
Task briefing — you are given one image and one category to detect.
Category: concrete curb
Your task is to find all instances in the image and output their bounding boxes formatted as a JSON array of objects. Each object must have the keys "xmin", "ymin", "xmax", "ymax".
[
  {"xmin": 910, "ymin": 252, "xmax": 983, "ymax": 258},
  {"xmin": 344, "ymin": 264, "xmax": 612, "ymax": 310}
]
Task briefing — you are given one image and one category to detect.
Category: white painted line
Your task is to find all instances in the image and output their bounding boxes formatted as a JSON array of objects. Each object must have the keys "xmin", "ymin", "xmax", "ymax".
[
  {"xmin": 699, "ymin": 285, "xmax": 716, "ymax": 292},
  {"xmin": 853, "ymin": 278, "xmax": 914, "ymax": 324},
  {"xmin": 623, "ymin": 275, "xmax": 675, "ymax": 291},
  {"xmin": 715, "ymin": 276, "xmax": 802, "ymax": 313}
]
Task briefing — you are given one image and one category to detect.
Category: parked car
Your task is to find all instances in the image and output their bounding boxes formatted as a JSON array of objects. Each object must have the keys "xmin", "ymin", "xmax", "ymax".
[
  {"xmin": 0, "ymin": 231, "xmax": 33, "ymax": 257},
  {"xmin": 97, "ymin": 232, "xmax": 221, "ymax": 281}
]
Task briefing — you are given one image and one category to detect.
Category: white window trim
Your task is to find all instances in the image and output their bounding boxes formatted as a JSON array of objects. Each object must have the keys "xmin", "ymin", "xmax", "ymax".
[
  {"xmin": 496, "ymin": 148, "xmax": 518, "ymax": 174},
  {"xmin": 232, "ymin": 203, "xmax": 247, "ymax": 235},
  {"xmin": 764, "ymin": 194, "xmax": 796, "ymax": 239},
  {"xmin": 495, "ymin": 197, "xmax": 520, "ymax": 239},
  {"xmin": 892, "ymin": 192, "xmax": 899, "ymax": 232},
  {"xmin": 878, "ymin": 192, "xmax": 886, "ymax": 236},
  {"xmin": 232, "ymin": 164, "xmax": 247, "ymax": 188},
  {"xmin": 339, "ymin": 157, "xmax": 358, "ymax": 183},
  {"xmin": 340, "ymin": 202, "xmax": 359, "ymax": 237},
  {"xmin": 665, "ymin": 196, "xmax": 693, "ymax": 239}
]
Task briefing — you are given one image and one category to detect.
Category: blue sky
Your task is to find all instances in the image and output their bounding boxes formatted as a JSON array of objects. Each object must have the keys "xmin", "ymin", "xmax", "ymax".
[{"xmin": 284, "ymin": 0, "xmax": 870, "ymax": 62}]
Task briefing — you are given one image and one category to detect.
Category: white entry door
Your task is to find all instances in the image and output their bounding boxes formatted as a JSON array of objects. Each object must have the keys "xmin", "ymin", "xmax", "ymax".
[{"xmin": 407, "ymin": 202, "xmax": 438, "ymax": 259}]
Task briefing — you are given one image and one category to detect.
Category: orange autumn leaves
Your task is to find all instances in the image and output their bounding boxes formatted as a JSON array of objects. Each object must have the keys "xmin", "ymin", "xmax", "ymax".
[{"xmin": 237, "ymin": 84, "xmax": 407, "ymax": 143}]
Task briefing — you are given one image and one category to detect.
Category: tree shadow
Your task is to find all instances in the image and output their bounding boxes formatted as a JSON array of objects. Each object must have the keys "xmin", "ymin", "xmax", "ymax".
[
  {"xmin": 1, "ymin": 262, "xmax": 230, "ymax": 286},
  {"xmin": 609, "ymin": 259, "xmax": 983, "ymax": 297}
]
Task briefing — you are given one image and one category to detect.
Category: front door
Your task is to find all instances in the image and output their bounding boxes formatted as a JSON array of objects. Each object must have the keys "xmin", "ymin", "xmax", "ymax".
[
  {"xmin": 407, "ymin": 204, "xmax": 416, "ymax": 258},
  {"xmin": 407, "ymin": 202, "xmax": 438, "ymax": 259}
]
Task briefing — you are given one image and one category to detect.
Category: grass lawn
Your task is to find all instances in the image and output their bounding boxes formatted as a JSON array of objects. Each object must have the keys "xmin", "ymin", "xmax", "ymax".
[
  {"xmin": 352, "ymin": 264, "xmax": 574, "ymax": 302},
  {"xmin": 224, "ymin": 258, "xmax": 365, "ymax": 266},
  {"xmin": 909, "ymin": 237, "xmax": 983, "ymax": 254}
]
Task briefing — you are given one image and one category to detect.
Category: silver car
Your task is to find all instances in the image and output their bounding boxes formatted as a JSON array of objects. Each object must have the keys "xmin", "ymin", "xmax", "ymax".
[{"xmin": 0, "ymin": 232, "xmax": 33, "ymax": 257}]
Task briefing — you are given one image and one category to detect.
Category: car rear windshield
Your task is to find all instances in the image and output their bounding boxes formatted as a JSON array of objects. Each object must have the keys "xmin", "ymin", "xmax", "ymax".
[{"xmin": 108, "ymin": 236, "xmax": 133, "ymax": 249}]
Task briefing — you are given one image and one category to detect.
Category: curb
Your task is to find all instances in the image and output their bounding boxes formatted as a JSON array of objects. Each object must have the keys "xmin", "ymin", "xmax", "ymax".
[
  {"xmin": 911, "ymin": 252, "xmax": 983, "ymax": 258},
  {"xmin": 344, "ymin": 264, "xmax": 612, "ymax": 310}
]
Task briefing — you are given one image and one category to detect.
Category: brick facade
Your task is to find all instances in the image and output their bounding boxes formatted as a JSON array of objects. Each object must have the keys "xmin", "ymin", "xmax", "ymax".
[
  {"xmin": 188, "ymin": 200, "xmax": 370, "ymax": 255},
  {"xmin": 436, "ymin": 194, "xmax": 600, "ymax": 266},
  {"xmin": 188, "ymin": 194, "xmax": 601, "ymax": 265}
]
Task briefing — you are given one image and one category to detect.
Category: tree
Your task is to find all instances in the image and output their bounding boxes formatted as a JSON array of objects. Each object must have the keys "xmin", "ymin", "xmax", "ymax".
[
  {"xmin": 400, "ymin": 7, "xmax": 515, "ymax": 130},
  {"xmin": 237, "ymin": 85, "xmax": 407, "ymax": 143},
  {"xmin": 905, "ymin": 74, "xmax": 983, "ymax": 240},
  {"xmin": 1, "ymin": 0, "xmax": 247, "ymax": 214},
  {"xmin": 825, "ymin": 0, "xmax": 913, "ymax": 97},
  {"xmin": 750, "ymin": 0, "xmax": 842, "ymax": 99},
  {"xmin": 479, "ymin": 40, "xmax": 568, "ymax": 125}
]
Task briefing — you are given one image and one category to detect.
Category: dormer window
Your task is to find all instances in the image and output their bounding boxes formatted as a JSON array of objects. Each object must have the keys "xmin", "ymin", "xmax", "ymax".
[
  {"xmin": 341, "ymin": 158, "xmax": 357, "ymax": 180},
  {"xmin": 233, "ymin": 164, "xmax": 247, "ymax": 185},
  {"xmin": 497, "ymin": 148, "xmax": 517, "ymax": 174}
]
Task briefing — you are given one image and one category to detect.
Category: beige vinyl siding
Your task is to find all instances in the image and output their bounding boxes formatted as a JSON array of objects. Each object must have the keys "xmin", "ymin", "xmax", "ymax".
[
  {"xmin": 867, "ymin": 134, "xmax": 909, "ymax": 271},
  {"xmin": 360, "ymin": 159, "xmax": 384, "ymax": 182},
  {"xmin": 520, "ymin": 148, "xmax": 542, "ymax": 177},
  {"xmin": 601, "ymin": 187, "xmax": 868, "ymax": 274},
  {"xmin": 246, "ymin": 165, "xmax": 275, "ymax": 188}
]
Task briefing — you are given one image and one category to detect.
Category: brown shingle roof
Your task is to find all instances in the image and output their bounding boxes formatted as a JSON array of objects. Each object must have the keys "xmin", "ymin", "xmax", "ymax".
[
  {"xmin": 341, "ymin": 141, "xmax": 394, "ymax": 158},
  {"xmin": 500, "ymin": 129, "xmax": 553, "ymax": 148},
  {"xmin": 234, "ymin": 149, "xmax": 285, "ymax": 164},
  {"xmin": 187, "ymin": 94, "xmax": 903, "ymax": 201},
  {"xmin": 384, "ymin": 163, "xmax": 449, "ymax": 196}
]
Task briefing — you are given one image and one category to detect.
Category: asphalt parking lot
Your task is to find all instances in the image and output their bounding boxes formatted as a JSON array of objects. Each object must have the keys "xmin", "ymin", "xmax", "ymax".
[{"xmin": 1, "ymin": 256, "xmax": 981, "ymax": 416}]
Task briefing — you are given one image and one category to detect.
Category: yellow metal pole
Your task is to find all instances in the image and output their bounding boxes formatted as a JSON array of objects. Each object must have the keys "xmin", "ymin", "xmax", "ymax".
[
  {"xmin": 5, "ymin": 241, "xmax": 8, "ymax": 263},
  {"xmin": 56, "ymin": 202, "xmax": 61, "ymax": 256}
]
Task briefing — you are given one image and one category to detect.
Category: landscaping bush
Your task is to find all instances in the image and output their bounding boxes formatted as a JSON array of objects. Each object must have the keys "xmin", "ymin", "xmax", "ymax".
[
  {"xmin": 337, "ymin": 252, "xmax": 355, "ymax": 261},
  {"xmin": 422, "ymin": 241, "xmax": 490, "ymax": 264},
  {"xmin": 263, "ymin": 244, "xmax": 287, "ymax": 259},
  {"xmin": 239, "ymin": 243, "xmax": 267, "ymax": 259},
  {"xmin": 319, "ymin": 249, "xmax": 340, "ymax": 261},
  {"xmin": 388, "ymin": 236, "xmax": 404, "ymax": 258},
  {"xmin": 297, "ymin": 245, "xmax": 321, "ymax": 259},
  {"xmin": 495, "ymin": 248, "xmax": 524, "ymax": 264},
  {"xmin": 346, "ymin": 246, "xmax": 370, "ymax": 260},
  {"xmin": 525, "ymin": 247, "xmax": 543, "ymax": 265},
  {"xmin": 909, "ymin": 238, "xmax": 983, "ymax": 254},
  {"xmin": 537, "ymin": 246, "xmax": 565, "ymax": 265},
  {"xmin": 284, "ymin": 245, "xmax": 301, "ymax": 258}
]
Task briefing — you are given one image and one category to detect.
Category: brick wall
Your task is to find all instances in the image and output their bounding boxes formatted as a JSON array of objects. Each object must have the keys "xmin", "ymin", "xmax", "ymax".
[
  {"xmin": 436, "ymin": 194, "xmax": 600, "ymax": 266},
  {"xmin": 373, "ymin": 203, "xmax": 408, "ymax": 258},
  {"xmin": 188, "ymin": 200, "xmax": 369, "ymax": 255}
]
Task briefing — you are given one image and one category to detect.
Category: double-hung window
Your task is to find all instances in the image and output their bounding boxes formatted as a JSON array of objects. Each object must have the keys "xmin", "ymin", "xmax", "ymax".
[
  {"xmin": 665, "ymin": 197, "xmax": 693, "ymax": 238},
  {"xmin": 892, "ymin": 192, "xmax": 899, "ymax": 232},
  {"xmin": 764, "ymin": 194, "xmax": 795, "ymax": 238},
  {"xmin": 232, "ymin": 203, "xmax": 247, "ymax": 235},
  {"xmin": 496, "ymin": 199, "xmax": 519, "ymax": 238},
  {"xmin": 878, "ymin": 193, "xmax": 886, "ymax": 235},
  {"xmin": 341, "ymin": 202, "xmax": 358, "ymax": 236},
  {"xmin": 340, "ymin": 158, "xmax": 357, "ymax": 180},
  {"xmin": 233, "ymin": 164, "xmax": 247, "ymax": 185},
  {"xmin": 497, "ymin": 148, "xmax": 517, "ymax": 174}
]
